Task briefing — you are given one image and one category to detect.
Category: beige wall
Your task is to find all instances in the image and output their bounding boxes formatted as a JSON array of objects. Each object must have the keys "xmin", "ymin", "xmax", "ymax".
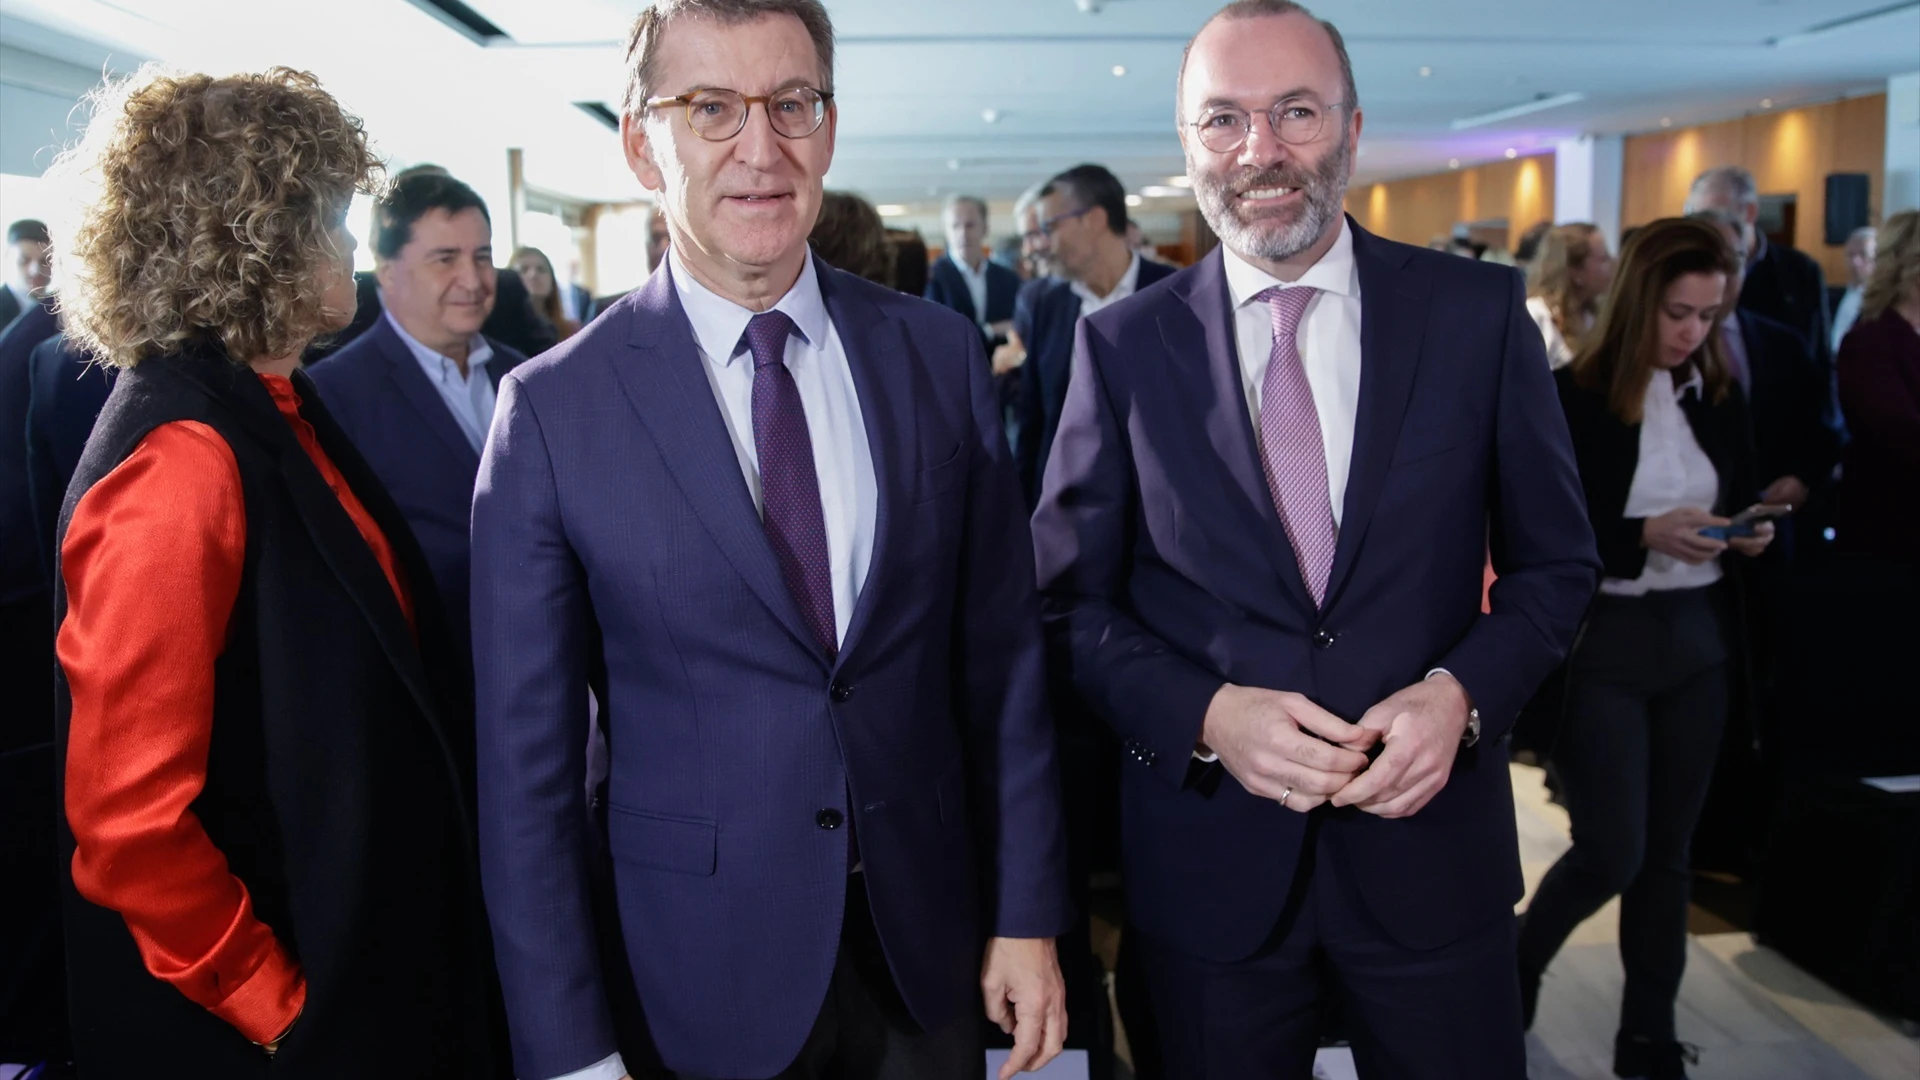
[
  {"xmin": 1620, "ymin": 94, "xmax": 1887, "ymax": 283},
  {"xmin": 1345, "ymin": 153, "xmax": 1556, "ymax": 253}
]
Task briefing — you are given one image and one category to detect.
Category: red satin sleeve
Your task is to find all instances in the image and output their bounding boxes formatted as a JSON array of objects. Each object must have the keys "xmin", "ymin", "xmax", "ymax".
[{"xmin": 59, "ymin": 420, "xmax": 305, "ymax": 1044}]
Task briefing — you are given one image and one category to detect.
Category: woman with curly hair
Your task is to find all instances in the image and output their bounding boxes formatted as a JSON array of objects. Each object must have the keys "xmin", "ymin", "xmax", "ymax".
[
  {"xmin": 51, "ymin": 67, "xmax": 504, "ymax": 1077},
  {"xmin": 1527, "ymin": 222, "xmax": 1616, "ymax": 369}
]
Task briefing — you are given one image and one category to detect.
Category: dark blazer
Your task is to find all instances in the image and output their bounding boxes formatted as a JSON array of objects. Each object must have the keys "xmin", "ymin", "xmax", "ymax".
[
  {"xmin": 0, "ymin": 287, "xmax": 23, "ymax": 333},
  {"xmin": 1740, "ymin": 239, "xmax": 1833, "ymax": 371},
  {"xmin": 0, "ymin": 297, "xmax": 60, "ymax": 604},
  {"xmin": 471, "ymin": 256, "xmax": 1071, "ymax": 1078},
  {"xmin": 25, "ymin": 334, "xmax": 115, "ymax": 584},
  {"xmin": 1738, "ymin": 308, "xmax": 1843, "ymax": 493},
  {"xmin": 1554, "ymin": 365, "xmax": 1757, "ymax": 580},
  {"xmin": 924, "ymin": 254, "xmax": 1021, "ymax": 333},
  {"xmin": 566, "ymin": 282, "xmax": 597, "ymax": 325},
  {"xmin": 1834, "ymin": 309, "xmax": 1920, "ymax": 562},
  {"xmin": 308, "ymin": 271, "xmax": 557, "ymax": 364},
  {"xmin": 1030, "ymin": 222, "xmax": 1600, "ymax": 961},
  {"xmin": 307, "ymin": 316, "xmax": 526, "ymax": 655},
  {"xmin": 55, "ymin": 347, "xmax": 500, "ymax": 1077},
  {"xmin": 1014, "ymin": 258, "xmax": 1179, "ymax": 505}
]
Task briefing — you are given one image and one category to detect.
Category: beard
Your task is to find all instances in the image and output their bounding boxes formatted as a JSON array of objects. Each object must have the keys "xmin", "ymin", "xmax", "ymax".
[{"xmin": 1192, "ymin": 129, "xmax": 1353, "ymax": 263}]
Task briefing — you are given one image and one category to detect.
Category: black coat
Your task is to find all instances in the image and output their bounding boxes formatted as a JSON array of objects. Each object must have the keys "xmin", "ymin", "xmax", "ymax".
[
  {"xmin": 1740, "ymin": 239, "xmax": 1833, "ymax": 371},
  {"xmin": 1738, "ymin": 308, "xmax": 1843, "ymax": 493},
  {"xmin": 54, "ymin": 347, "xmax": 504, "ymax": 1078}
]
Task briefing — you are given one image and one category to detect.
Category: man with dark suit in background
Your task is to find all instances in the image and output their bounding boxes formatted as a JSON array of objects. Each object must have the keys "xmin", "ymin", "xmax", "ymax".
[
  {"xmin": 471, "ymin": 3, "xmax": 1070, "ymax": 1080},
  {"xmin": 1012, "ymin": 164, "xmax": 1177, "ymax": 506},
  {"xmin": 309, "ymin": 172, "xmax": 527, "ymax": 658},
  {"xmin": 925, "ymin": 195, "xmax": 1021, "ymax": 347},
  {"xmin": 1030, "ymin": 3, "xmax": 1600, "ymax": 1075},
  {"xmin": 1828, "ymin": 225, "xmax": 1875, "ymax": 354},
  {"xmin": 0, "ymin": 220, "xmax": 53, "ymax": 333},
  {"xmin": 25, "ymin": 334, "xmax": 114, "ymax": 582},
  {"xmin": 1685, "ymin": 166, "xmax": 1833, "ymax": 374}
]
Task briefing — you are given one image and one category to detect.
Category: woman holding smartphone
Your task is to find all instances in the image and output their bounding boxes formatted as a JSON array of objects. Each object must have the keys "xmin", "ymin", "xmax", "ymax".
[{"xmin": 1518, "ymin": 218, "xmax": 1773, "ymax": 1080}]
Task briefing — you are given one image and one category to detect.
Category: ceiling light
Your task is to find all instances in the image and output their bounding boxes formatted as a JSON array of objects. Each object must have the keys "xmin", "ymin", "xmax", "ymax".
[
  {"xmin": 1660, "ymin": 117, "xmax": 1673, "ymax": 127},
  {"xmin": 1112, "ymin": 65, "xmax": 1128, "ymax": 77},
  {"xmin": 876, "ymin": 204, "xmax": 908, "ymax": 217},
  {"xmin": 1448, "ymin": 158, "xmax": 1461, "ymax": 169},
  {"xmin": 1167, "ymin": 175, "xmax": 1193, "ymax": 188},
  {"xmin": 1139, "ymin": 185, "xmax": 1191, "ymax": 198},
  {"xmin": 1505, "ymin": 148, "xmax": 1519, "ymax": 159},
  {"xmin": 1124, "ymin": 194, "xmax": 1144, "ymax": 207},
  {"xmin": 1760, "ymin": 98, "xmax": 1774, "ymax": 109},
  {"xmin": 1418, "ymin": 66, "xmax": 1433, "ymax": 77},
  {"xmin": 1770, "ymin": 1, "xmax": 1920, "ymax": 47},
  {"xmin": 981, "ymin": 108, "xmax": 1001, "ymax": 123},
  {"xmin": 1451, "ymin": 91, "xmax": 1587, "ymax": 130}
]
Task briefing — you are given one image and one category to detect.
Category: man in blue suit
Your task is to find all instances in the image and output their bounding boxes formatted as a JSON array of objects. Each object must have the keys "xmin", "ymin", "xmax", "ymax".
[
  {"xmin": 471, "ymin": 4, "xmax": 1070, "ymax": 1080},
  {"xmin": 309, "ymin": 172, "xmax": 526, "ymax": 654},
  {"xmin": 1030, "ymin": 3, "xmax": 1600, "ymax": 1077},
  {"xmin": 925, "ymin": 195, "xmax": 1021, "ymax": 347},
  {"xmin": 1012, "ymin": 165, "xmax": 1178, "ymax": 507}
]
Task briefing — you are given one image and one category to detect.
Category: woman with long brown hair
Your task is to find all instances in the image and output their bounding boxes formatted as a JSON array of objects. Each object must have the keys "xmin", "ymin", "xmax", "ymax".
[
  {"xmin": 509, "ymin": 245, "xmax": 581, "ymax": 342},
  {"xmin": 51, "ymin": 66, "xmax": 502, "ymax": 1076},
  {"xmin": 1527, "ymin": 222, "xmax": 1616, "ymax": 368},
  {"xmin": 1518, "ymin": 218, "xmax": 1773, "ymax": 1080}
]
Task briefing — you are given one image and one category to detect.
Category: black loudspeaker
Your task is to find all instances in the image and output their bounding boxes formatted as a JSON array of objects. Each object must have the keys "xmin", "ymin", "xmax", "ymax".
[{"xmin": 1824, "ymin": 173, "xmax": 1870, "ymax": 245}]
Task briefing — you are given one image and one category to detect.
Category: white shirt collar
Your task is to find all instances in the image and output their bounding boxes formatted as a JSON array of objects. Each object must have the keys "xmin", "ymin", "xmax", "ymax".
[
  {"xmin": 1071, "ymin": 251, "xmax": 1143, "ymax": 308},
  {"xmin": 383, "ymin": 309, "xmax": 492, "ymax": 377},
  {"xmin": 948, "ymin": 250, "xmax": 987, "ymax": 281},
  {"xmin": 1670, "ymin": 364, "xmax": 1704, "ymax": 401},
  {"xmin": 1222, "ymin": 217, "xmax": 1360, "ymax": 310},
  {"xmin": 670, "ymin": 246, "xmax": 831, "ymax": 368}
]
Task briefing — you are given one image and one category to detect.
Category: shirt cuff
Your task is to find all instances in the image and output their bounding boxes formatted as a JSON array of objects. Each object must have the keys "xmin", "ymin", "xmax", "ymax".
[
  {"xmin": 206, "ymin": 943, "xmax": 305, "ymax": 1045},
  {"xmin": 536, "ymin": 1051, "xmax": 626, "ymax": 1080},
  {"xmin": 1192, "ymin": 747, "xmax": 1220, "ymax": 763}
]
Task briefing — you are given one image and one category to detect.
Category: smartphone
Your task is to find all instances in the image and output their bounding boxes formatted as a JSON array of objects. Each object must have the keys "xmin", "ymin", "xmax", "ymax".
[{"xmin": 1699, "ymin": 502, "xmax": 1792, "ymax": 541}]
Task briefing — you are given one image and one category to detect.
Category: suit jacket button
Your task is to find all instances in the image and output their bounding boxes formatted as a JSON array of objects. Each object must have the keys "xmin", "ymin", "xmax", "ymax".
[
  {"xmin": 829, "ymin": 680, "xmax": 853, "ymax": 703},
  {"xmin": 816, "ymin": 808, "xmax": 844, "ymax": 830},
  {"xmin": 1314, "ymin": 629, "xmax": 1336, "ymax": 649}
]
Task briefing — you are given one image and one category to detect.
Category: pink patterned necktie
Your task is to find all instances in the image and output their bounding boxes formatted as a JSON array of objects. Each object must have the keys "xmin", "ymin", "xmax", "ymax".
[
  {"xmin": 1254, "ymin": 285, "xmax": 1338, "ymax": 608},
  {"xmin": 744, "ymin": 309, "xmax": 837, "ymax": 659}
]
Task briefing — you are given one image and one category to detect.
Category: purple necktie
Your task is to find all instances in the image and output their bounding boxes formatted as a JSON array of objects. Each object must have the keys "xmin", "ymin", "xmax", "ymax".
[
  {"xmin": 745, "ymin": 310, "xmax": 837, "ymax": 659},
  {"xmin": 1254, "ymin": 285, "xmax": 1338, "ymax": 608}
]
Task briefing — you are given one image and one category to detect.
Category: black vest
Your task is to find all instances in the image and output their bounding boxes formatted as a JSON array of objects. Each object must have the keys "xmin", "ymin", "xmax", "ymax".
[{"xmin": 53, "ymin": 347, "xmax": 503, "ymax": 1078}]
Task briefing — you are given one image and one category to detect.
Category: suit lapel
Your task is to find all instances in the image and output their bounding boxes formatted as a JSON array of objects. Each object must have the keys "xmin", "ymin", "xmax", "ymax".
[
  {"xmin": 816, "ymin": 258, "xmax": 911, "ymax": 667},
  {"xmin": 1324, "ymin": 220, "xmax": 1430, "ymax": 610},
  {"xmin": 608, "ymin": 266, "xmax": 825, "ymax": 663},
  {"xmin": 939, "ymin": 259, "xmax": 978, "ymax": 324},
  {"xmin": 374, "ymin": 319, "xmax": 482, "ymax": 472},
  {"xmin": 1163, "ymin": 251, "xmax": 1312, "ymax": 622}
]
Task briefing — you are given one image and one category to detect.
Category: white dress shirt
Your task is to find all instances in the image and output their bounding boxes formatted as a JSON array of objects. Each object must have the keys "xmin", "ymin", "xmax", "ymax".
[
  {"xmin": 384, "ymin": 310, "xmax": 496, "ymax": 453},
  {"xmin": 1831, "ymin": 284, "xmax": 1864, "ymax": 354},
  {"xmin": 542, "ymin": 251, "xmax": 879, "ymax": 1080},
  {"xmin": 1600, "ymin": 367, "xmax": 1724, "ymax": 597},
  {"xmin": 1222, "ymin": 218, "xmax": 1364, "ymax": 527},
  {"xmin": 1071, "ymin": 251, "xmax": 1143, "ymax": 320},
  {"xmin": 948, "ymin": 250, "xmax": 990, "ymax": 329}
]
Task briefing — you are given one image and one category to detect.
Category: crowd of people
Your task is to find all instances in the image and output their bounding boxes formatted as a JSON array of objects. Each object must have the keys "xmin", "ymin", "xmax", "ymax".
[{"xmin": 1, "ymin": 0, "xmax": 1916, "ymax": 1079}]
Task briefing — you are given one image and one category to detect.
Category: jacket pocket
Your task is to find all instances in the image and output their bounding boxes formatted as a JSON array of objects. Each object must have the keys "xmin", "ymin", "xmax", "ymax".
[{"xmin": 607, "ymin": 806, "xmax": 717, "ymax": 875}]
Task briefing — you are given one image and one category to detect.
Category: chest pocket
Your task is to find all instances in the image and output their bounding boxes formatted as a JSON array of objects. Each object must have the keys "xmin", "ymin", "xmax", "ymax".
[{"xmin": 913, "ymin": 442, "xmax": 966, "ymax": 503}]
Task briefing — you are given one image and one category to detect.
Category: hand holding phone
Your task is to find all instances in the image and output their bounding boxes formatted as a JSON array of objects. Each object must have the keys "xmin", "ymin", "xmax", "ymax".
[{"xmin": 1698, "ymin": 502, "xmax": 1792, "ymax": 542}]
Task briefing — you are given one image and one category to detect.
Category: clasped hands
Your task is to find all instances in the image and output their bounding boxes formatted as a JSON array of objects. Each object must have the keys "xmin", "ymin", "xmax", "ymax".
[{"xmin": 1199, "ymin": 675, "xmax": 1474, "ymax": 818}]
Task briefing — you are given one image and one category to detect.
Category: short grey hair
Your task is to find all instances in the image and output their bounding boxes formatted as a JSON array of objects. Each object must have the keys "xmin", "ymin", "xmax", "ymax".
[
  {"xmin": 1845, "ymin": 224, "xmax": 1877, "ymax": 256},
  {"xmin": 1178, "ymin": 1, "xmax": 1359, "ymax": 116},
  {"xmin": 621, "ymin": 0, "xmax": 835, "ymax": 121},
  {"xmin": 944, "ymin": 194, "xmax": 989, "ymax": 225},
  {"xmin": 1685, "ymin": 166, "xmax": 1759, "ymax": 212}
]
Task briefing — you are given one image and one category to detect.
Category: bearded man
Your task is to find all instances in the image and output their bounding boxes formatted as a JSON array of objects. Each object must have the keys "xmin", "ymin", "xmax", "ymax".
[{"xmin": 1027, "ymin": 2, "xmax": 1600, "ymax": 1076}]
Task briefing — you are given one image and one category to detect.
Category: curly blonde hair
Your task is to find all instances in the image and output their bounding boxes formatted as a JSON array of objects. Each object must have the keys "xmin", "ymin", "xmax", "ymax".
[
  {"xmin": 52, "ymin": 66, "xmax": 382, "ymax": 369},
  {"xmin": 1863, "ymin": 210, "xmax": 1920, "ymax": 323},
  {"xmin": 1528, "ymin": 223, "xmax": 1604, "ymax": 350}
]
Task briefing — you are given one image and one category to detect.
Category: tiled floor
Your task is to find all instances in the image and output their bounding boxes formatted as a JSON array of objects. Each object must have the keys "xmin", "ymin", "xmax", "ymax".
[{"xmin": 1512, "ymin": 764, "xmax": 1920, "ymax": 1080}]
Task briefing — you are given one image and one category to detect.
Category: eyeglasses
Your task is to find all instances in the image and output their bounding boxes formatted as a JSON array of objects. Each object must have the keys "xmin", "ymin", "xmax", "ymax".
[
  {"xmin": 1188, "ymin": 97, "xmax": 1349, "ymax": 153},
  {"xmin": 1036, "ymin": 206, "xmax": 1095, "ymax": 237},
  {"xmin": 644, "ymin": 86, "xmax": 834, "ymax": 142}
]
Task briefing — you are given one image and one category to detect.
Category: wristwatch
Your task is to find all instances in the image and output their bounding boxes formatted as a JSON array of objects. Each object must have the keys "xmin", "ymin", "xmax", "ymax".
[{"xmin": 1425, "ymin": 667, "xmax": 1481, "ymax": 748}]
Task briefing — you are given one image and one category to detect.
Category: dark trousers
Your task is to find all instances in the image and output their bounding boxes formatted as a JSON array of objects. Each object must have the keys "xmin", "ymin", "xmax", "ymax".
[
  {"xmin": 1517, "ymin": 585, "xmax": 1729, "ymax": 1040},
  {"xmin": 674, "ymin": 876, "xmax": 981, "ymax": 1080},
  {"xmin": 1134, "ymin": 821, "xmax": 1526, "ymax": 1080}
]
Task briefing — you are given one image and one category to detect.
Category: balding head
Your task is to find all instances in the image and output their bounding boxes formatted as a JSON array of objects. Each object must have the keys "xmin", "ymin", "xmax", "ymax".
[{"xmin": 1178, "ymin": 1, "xmax": 1356, "ymax": 119}]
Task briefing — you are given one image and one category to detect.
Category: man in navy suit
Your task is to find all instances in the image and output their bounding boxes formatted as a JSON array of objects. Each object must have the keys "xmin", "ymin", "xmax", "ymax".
[
  {"xmin": 925, "ymin": 195, "xmax": 1021, "ymax": 346},
  {"xmin": 309, "ymin": 172, "xmax": 527, "ymax": 655},
  {"xmin": 1012, "ymin": 165, "xmax": 1178, "ymax": 506},
  {"xmin": 0, "ymin": 220, "xmax": 53, "ymax": 334},
  {"xmin": 25, "ymin": 333, "xmax": 114, "ymax": 583},
  {"xmin": 1030, "ymin": 3, "xmax": 1599, "ymax": 1077},
  {"xmin": 471, "ymin": 3, "xmax": 1069, "ymax": 1080}
]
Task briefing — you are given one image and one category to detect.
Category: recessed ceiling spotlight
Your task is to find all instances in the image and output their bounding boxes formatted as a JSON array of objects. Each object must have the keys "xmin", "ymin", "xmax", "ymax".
[
  {"xmin": 1448, "ymin": 158, "xmax": 1461, "ymax": 169},
  {"xmin": 1660, "ymin": 117, "xmax": 1673, "ymax": 127},
  {"xmin": 1124, "ymin": 194, "xmax": 1144, "ymax": 207},
  {"xmin": 981, "ymin": 108, "xmax": 1001, "ymax": 123},
  {"xmin": 1505, "ymin": 148, "xmax": 1519, "ymax": 159},
  {"xmin": 1418, "ymin": 66, "xmax": 1433, "ymax": 77},
  {"xmin": 1760, "ymin": 98, "xmax": 1774, "ymax": 109},
  {"xmin": 876, "ymin": 204, "xmax": 908, "ymax": 217},
  {"xmin": 1112, "ymin": 65, "xmax": 1128, "ymax": 77}
]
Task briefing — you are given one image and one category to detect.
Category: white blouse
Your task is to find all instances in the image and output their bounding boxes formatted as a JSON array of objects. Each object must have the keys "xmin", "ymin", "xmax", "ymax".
[
  {"xmin": 1527, "ymin": 295, "xmax": 1576, "ymax": 370},
  {"xmin": 1600, "ymin": 367, "xmax": 1724, "ymax": 597}
]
